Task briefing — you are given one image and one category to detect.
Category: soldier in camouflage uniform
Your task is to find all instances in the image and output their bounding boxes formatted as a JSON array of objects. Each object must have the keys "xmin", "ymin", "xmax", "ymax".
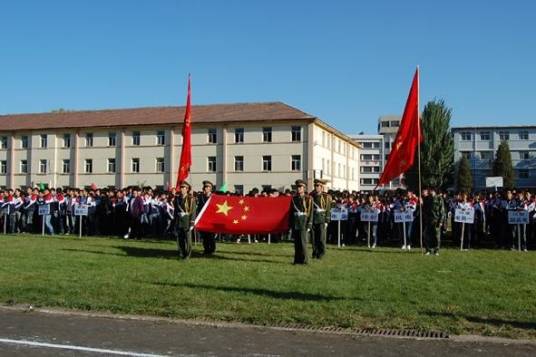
[
  {"xmin": 422, "ymin": 187, "xmax": 445, "ymax": 255},
  {"xmin": 173, "ymin": 181, "xmax": 197, "ymax": 259},
  {"xmin": 310, "ymin": 179, "xmax": 332, "ymax": 259},
  {"xmin": 290, "ymin": 179, "xmax": 312, "ymax": 264}
]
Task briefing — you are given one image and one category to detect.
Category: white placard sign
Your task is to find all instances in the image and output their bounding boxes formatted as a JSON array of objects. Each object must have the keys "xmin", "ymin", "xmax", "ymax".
[
  {"xmin": 330, "ymin": 207, "xmax": 348, "ymax": 221},
  {"xmin": 486, "ymin": 176, "xmax": 503, "ymax": 188},
  {"xmin": 38, "ymin": 204, "xmax": 50, "ymax": 216},
  {"xmin": 508, "ymin": 210, "xmax": 529, "ymax": 225},
  {"xmin": 74, "ymin": 204, "xmax": 89, "ymax": 216},
  {"xmin": 360, "ymin": 210, "xmax": 379, "ymax": 222},
  {"xmin": 454, "ymin": 208, "xmax": 474, "ymax": 224},
  {"xmin": 394, "ymin": 210, "xmax": 414, "ymax": 223}
]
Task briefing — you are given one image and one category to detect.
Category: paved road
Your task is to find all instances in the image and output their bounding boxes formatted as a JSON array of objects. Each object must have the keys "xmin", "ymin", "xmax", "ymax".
[{"xmin": 0, "ymin": 307, "xmax": 534, "ymax": 356}]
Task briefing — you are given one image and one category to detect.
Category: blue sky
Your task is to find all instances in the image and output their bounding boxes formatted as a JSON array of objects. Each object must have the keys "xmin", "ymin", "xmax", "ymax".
[{"xmin": 1, "ymin": 1, "xmax": 534, "ymax": 134}]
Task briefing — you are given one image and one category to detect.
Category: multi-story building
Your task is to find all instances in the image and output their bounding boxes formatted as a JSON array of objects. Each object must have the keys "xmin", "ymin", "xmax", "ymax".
[
  {"xmin": 377, "ymin": 115, "xmax": 403, "ymax": 188},
  {"xmin": 452, "ymin": 125, "xmax": 536, "ymax": 189},
  {"xmin": 350, "ymin": 134, "xmax": 384, "ymax": 191},
  {"xmin": 0, "ymin": 102, "xmax": 360, "ymax": 193}
]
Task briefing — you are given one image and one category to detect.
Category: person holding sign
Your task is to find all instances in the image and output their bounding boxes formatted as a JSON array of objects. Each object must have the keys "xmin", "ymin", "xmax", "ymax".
[
  {"xmin": 361, "ymin": 195, "xmax": 381, "ymax": 248},
  {"xmin": 504, "ymin": 190, "xmax": 519, "ymax": 250},
  {"xmin": 392, "ymin": 192, "xmax": 416, "ymax": 250},
  {"xmin": 173, "ymin": 181, "xmax": 197, "ymax": 260},
  {"xmin": 38, "ymin": 189, "xmax": 55, "ymax": 235},
  {"xmin": 456, "ymin": 192, "xmax": 474, "ymax": 250},
  {"xmin": 310, "ymin": 179, "xmax": 332, "ymax": 259},
  {"xmin": 290, "ymin": 179, "xmax": 312, "ymax": 264}
]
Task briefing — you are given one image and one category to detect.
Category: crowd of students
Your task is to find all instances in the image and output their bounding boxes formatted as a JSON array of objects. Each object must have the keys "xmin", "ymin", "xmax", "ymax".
[{"xmin": 1, "ymin": 185, "xmax": 534, "ymax": 253}]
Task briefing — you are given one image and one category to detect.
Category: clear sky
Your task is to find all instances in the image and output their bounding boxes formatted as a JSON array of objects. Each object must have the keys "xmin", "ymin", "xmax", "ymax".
[{"xmin": 1, "ymin": 0, "xmax": 534, "ymax": 134}]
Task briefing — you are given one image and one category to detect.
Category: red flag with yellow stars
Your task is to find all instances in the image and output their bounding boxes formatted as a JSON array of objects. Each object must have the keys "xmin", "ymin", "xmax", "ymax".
[{"xmin": 194, "ymin": 194, "xmax": 292, "ymax": 234}]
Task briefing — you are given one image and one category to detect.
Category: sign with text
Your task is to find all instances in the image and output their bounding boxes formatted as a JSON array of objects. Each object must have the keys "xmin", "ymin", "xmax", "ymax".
[
  {"xmin": 38, "ymin": 204, "xmax": 50, "ymax": 216},
  {"xmin": 454, "ymin": 208, "xmax": 474, "ymax": 224},
  {"xmin": 486, "ymin": 176, "xmax": 503, "ymax": 188},
  {"xmin": 394, "ymin": 210, "xmax": 414, "ymax": 223},
  {"xmin": 330, "ymin": 207, "xmax": 348, "ymax": 221},
  {"xmin": 508, "ymin": 210, "xmax": 529, "ymax": 225},
  {"xmin": 360, "ymin": 210, "xmax": 379, "ymax": 222},
  {"xmin": 74, "ymin": 204, "xmax": 89, "ymax": 216}
]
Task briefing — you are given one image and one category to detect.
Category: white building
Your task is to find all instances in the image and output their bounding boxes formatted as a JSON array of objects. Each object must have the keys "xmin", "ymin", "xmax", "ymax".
[
  {"xmin": 0, "ymin": 102, "xmax": 360, "ymax": 193},
  {"xmin": 452, "ymin": 125, "xmax": 536, "ymax": 189},
  {"xmin": 350, "ymin": 134, "xmax": 384, "ymax": 191}
]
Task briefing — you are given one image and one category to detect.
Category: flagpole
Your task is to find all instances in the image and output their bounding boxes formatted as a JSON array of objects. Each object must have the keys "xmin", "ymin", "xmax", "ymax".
[{"xmin": 416, "ymin": 66, "xmax": 423, "ymax": 254}]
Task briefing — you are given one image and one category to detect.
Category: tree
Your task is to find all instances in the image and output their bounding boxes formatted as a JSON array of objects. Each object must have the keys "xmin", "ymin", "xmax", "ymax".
[
  {"xmin": 456, "ymin": 155, "xmax": 473, "ymax": 193},
  {"xmin": 492, "ymin": 141, "xmax": 515, "ymax": 189},
  {"xmin": 405, "ymin": 100, "xmax": 454, "ymax": 191}
]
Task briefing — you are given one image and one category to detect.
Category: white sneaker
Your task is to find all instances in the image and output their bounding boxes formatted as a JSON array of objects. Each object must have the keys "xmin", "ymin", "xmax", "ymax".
[
  {"xmin": 407, "ymin": 245, "xmax": 411, "ymax": 251},
  {"xmin": 523, "ymin": 249, "xmax": 528, "ymax": 252},
  {"xmin": 236, "ymin": 239, "xmax": 241, "ymax": 244},
  {"xmin": 434, "ymin": 251, "xmax": 439, "ymax": 256},
  {"xmin": 372, "ymin": 244, "xmax": 376, "ymax": 249},
  {"xmin": 425, "ymin": 252, "xmax": 431, "ymax": 256},
  {"xmin": 123, "ymin": 234, "xmax": 129, "ymax": 239},
  {"xmin": 401, "ymin": 245, "xmax": 407, "ymax": 250}
]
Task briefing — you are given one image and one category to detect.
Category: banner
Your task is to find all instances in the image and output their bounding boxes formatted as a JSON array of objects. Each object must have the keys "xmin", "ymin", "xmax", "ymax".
[
  {"xmin": 454, "ymin": 208, "xmax": 474, "ymax": 224},
  {"xmin": 331, "ymin": 207, "xmax": 348, "ymax": 221},
  {"xmin": 361, "ymin": 210, "xmax": 379, "ymax": 222},
  {"xmin": 394, "ymin": 210, "xmax": 414, "ymax": 223},
  {"xmin": 508, "ymin": 210, "xmax": 529, "ymax": 225}
]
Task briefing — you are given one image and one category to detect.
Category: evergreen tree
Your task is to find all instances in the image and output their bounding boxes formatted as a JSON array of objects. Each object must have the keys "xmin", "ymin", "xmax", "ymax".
[
  {"xmin": 405, "ymin": 100, "xmax": 454, "ymax": 191},
  {"xmin": 456, "ymin": 155, "xmax": 473, "ymax": 193},
  {"xmin": 492, "ymin": 141, "xmax": 515, "ymax": 189}
]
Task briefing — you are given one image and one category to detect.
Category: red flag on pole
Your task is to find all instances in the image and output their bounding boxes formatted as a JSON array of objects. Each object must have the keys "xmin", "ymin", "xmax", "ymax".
[
  {"xmin": 195, "ymin": 194, "xmax": 292, "ymax": 234},
  {"xmin": 377, "ymin": 68, "xmax": 422, "ymax": 187},
  {"xmin": 176, "ymin": 75, "xmax": 192, "ymax": 188}
]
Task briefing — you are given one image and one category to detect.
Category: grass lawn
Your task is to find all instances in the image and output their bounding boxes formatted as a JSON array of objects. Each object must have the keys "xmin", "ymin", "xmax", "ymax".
[{"xmin": 1, "ymin": 234, "xmax": 535, "ymax": 339}]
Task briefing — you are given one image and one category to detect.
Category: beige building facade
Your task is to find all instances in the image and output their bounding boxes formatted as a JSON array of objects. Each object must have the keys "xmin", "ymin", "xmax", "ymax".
[{"xmin": 0, "ymin": 102, "xmax": 360, "ymax": 193}]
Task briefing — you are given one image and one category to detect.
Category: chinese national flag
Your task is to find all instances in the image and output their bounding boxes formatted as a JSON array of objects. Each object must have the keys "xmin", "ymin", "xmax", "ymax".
[
  {"xmin": 195, "ymin": 194, "xmax": 292, "ymax": 234},
  {"xmin": 176, "ymin": 75, "xmax": 192, "ymax": 188},
  {"xmin": 377, "ymin": 68, "xmax": 422, "ymax": 187}
]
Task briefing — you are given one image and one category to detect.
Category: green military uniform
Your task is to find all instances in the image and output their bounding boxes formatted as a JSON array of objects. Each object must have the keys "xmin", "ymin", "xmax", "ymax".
[
  {"xmin": 174, "ymin": 181, "xmax": 197, "ymax": 259},
  {"xmin": 422, "ymin": 189, "xmax": 444, "ymax": 255},
  {"xmin": 311, "ymin": 179, "xmax": 332, "ymax": 259},
  {"xmin": 290, "ymin": 180, "xmax": 312, "ymax": 264}
]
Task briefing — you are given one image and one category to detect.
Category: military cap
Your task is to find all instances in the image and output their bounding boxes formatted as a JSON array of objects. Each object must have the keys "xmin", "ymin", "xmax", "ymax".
[
  {"xmin": 179, "ymin": 181, "xmax": 191, "ymax": 190},
  {"xmin": 295, "ymin": 179, "xmax": 307, "ymax": 187},
  {"xmin": 313, "ymin": 179, "xmax": 328, "ymax": 185},
  {"xmin": 202, "ymin": 180, "xmax": 214, "ymax": 188}
]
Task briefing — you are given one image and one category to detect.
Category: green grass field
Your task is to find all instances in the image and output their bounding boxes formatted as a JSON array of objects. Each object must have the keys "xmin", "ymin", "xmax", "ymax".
[{"xmin": 1, "ymin": 234, "xmax": 535, "ymax": 339}]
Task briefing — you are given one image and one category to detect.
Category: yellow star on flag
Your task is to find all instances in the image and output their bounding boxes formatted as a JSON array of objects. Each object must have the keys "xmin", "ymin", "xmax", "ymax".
[
  {"xmin": 216, "ymin": 201, "xmax": 233, "ymax": 216},
  {"xmin": 238, "ymin": 199, "xmax": 245, "ymax": 205},
  {"xmin": 241, "ymin": 215, "xmax": 247, "ymax": 220},
  {"xmin": 233, "ymin": 219, "xmax": 239, "ymax": 224},
  {"xmin": 244, "ymin": 206, "xmax": 250, "ymax": 212}
]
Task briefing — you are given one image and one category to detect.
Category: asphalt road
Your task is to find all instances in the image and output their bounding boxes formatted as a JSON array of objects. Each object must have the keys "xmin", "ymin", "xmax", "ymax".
[{"xmin": 0, "ymin": 307, "xmax": 534, "ymax": 356}]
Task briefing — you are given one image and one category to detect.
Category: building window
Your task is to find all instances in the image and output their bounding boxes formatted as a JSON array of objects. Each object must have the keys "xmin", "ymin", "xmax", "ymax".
[
  {"xmin": 479, "ymin": 151, "xmax": 493, "ymax": 161},
  {"xmin": 520, "ymin": 151, "xmax": 530, "ymax": 160},
  {"xmin": 108, "ymin": 132, "xmax": 116, "ymax": 147},
  {"xmin": 235, "ymin": 128, "xmax": 244, "ymax": 143},
  {"xmin": 20, "ymin": 160, "xmax": 27, "ymax": 174},
  {"xmin": 234, "ymin": 185, "xmax": 244, "ymax": 195},
  {"xmin": 85, "ymin": 133, "xmax": 93, "ymax": 147},
  {"xmin": 262, "ymin": 185, "xmax": 272, "ymax": 192},
  {"xmin": 461, "ymin": 132, "xmax": 472, "ymax": 141},
  {"xmin": 384, "ymin": 141, "xmax": 390, "ymax": 149},
  {"xmin": 291, "ymin": 155, "xmax": 301, "ymax": 171},
  {"xmin": 62, "ymin": 159, "xmax": 70, "ymax": 174},
  {"xmin": 207, "ymin": 128, "xmax": 217, "ymax": 144},
  {"xmin": 363, "ymin": 142, "xmax": 373, "ymax": 149},
  {"xmin": 208, "ymin": 156, "xmax": 216, "ymax": 172},
  {"xmin": 0, "ymin": 137, "xmax": 7, "ymax": 149},
  {"xmin": 234, "ymin": 156, "xmax": 244, "ymax": 172},
  {"xmin": 132, "ymin": 131, "xmax": 141, "ymax": 146},
  {"xmin": 519, "ymin": 131, "xmax": 529, "ymax": 140},
  {"xmin": 263, "ymin": 127, "xmax": 272, "ymax": 143},
  {"xmin": 291, "ymin": 126, "xmax": 301, "ymax": 142},
  {"xmin": 84, "ymin": 159, "xmax": 93, "ymax": 173},
  {"xmin": 156, "ymin": 157, "xmax": 165, "ymax": 173},
  {"xmin": 519, "ymin": 169, "xmax": 529, "ymax": 179},
  {"xmin": 40, "ymin": 135, "xmax": 47, "ymax": 148},
  {"xmin": 499, "ymin": 131, "xmax": 509, "ymax": 141},
  {"xmin": 461, "ymin": 151, "xmax": 472, "ymax": 159},
  {"xmin": 390, "ymin": 120, "xmax": 400, "ymax": 127},
  {"xmin": 480, "ymin": 132, "xmax": 490, "ymax": 141},
  {"xmin": 63, "ymin": 134, "xmax": 71, "ymax": 148},
  {"xmin": 21, "ymin": 135, "xmax": 29, "ymax": 149},
  {"xmin": 156, "ymin": 130, "xmax": 165, "ymax": 145},
  {"xmin": 107, "ymin": 158, "xmax": 116, "ymax": 173},
  {"xmin": 381, "ymin": 121, "xmax": 390, "ymax": 128},
  {"xmin": 39, "ymin": 159, "xmax": 47, "ymax": 174},
  {"xmin": 131, "ymin": 158, "xmax": 140, "ymax": 173},
  {"xmin": 262, "ymin": 155, "xmax": 272, "ymax": 171},
  {"xmin": 0, "ymin": 160, "xmax": 6, "ymax": 174}
]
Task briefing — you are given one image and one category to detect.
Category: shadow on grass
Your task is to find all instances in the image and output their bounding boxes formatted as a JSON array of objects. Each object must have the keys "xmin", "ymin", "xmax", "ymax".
[
  {"xmin": 219, "ymin": 249, "xmax": 291, "ymax": 258},
  {"xmin": 424, "ymin": 311, "xmax": 536, "ymax": 331},
  {"xmin": 61, "ymin": 246, "xmax": 289, "ymax": 264},
  {"xmin": 151, "ymin": 281, "xmax": 358, "ymax": 302}
]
